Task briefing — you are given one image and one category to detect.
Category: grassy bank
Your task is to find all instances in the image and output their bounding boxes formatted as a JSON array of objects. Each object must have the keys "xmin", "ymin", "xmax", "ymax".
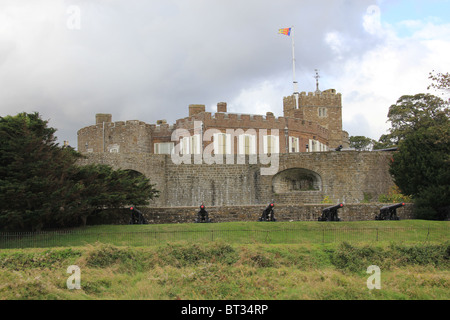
[{"xmin": 0, "ymin": 240, "xmax": 449, "ymax": 300}]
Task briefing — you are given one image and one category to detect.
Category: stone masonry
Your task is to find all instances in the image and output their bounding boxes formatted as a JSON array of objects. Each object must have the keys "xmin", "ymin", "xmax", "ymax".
[{"xmin": 77, "ymin": 150, "xmax": 396, "ymax": 208}]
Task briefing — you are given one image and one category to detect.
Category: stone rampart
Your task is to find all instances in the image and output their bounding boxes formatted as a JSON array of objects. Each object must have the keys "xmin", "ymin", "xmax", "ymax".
[
  {"xmin": 93, "ymin": 203, "xmax": 414, "ymax": 225},
  {"xmin": 77, "ymin": 150, "xmax": 397, "ymax": 208}
]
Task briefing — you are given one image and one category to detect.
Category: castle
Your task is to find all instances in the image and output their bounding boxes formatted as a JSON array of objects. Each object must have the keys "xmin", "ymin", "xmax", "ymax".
[
  {"xmin": 77, "ymin": 90, "xmax": 349, "ymax": 156},
  {"xmin": 76, "ymin": 89, "xmax": 403, "ymax": 221}
]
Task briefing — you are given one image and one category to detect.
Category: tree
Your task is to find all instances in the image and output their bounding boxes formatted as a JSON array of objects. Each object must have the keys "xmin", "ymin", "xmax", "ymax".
[
  {"xmin": 68, "ymin": 164, "xmax": 159, "ymax": 226},
  {"xmin": 0, "ymin": 112, "xmax": 159, "ymax": 231},
  {"xmin": 375, "ymin": 93, "xmax": 449, "ymax": 148},
  {"xmin": 349, "ymin": 136, "xmax": 375, "ymax": 151},
  {"xmin": 0, "ymin": 112, "xmax": 80, "ymax": 231},
  {"xmin": 428, "ymin": 70, "xmax": 450, "ymax": 97},
  {"xmin": 390, "ymin": 123, "xmax": 449, "ymax": 219}
]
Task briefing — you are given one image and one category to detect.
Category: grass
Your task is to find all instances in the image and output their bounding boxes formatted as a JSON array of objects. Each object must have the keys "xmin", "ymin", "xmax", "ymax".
[
  {"xmin": 1, "ymin": 220, "xmax": 448, "ymax": 248},
  {"xmin": 0, "ymin": 241, "xmax": 449, "ymax": 300},
  {"xmin": 0, "ymin": 220, "xmax": 449, "ymax": 300}
]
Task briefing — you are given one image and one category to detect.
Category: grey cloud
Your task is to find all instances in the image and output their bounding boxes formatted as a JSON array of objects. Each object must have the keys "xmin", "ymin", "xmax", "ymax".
[{"xmin": 0, "ymin": 0, "xmax": 379, "ymax": 147}]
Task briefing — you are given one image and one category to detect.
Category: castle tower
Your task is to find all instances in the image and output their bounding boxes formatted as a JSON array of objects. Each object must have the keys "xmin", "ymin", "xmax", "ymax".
[{"xmin": 283, "ymin": 88, "xmax": 348, "ymax": 149}]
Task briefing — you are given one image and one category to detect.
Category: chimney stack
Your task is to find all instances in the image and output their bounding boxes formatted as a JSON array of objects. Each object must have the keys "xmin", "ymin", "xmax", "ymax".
[{"xmin": 217, "ymin": 102, "xmax": 227, "ymax": 113}]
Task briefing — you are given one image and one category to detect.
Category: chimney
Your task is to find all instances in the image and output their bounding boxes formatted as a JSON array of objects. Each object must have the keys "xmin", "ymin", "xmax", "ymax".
[
  {"xmin": 189, "ymin": 104, "xmax": 205, "ymax": 117},
  {"xmin": 96, "ymin": 113, "xmax": 112, "ymax": 124},
  {"xmin": 217, "ymin": 102, "xmax": 227, "ymax": 113}
]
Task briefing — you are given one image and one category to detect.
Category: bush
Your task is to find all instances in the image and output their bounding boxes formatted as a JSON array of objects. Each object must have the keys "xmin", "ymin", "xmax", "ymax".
[
  {"xmin": 0, "ymin": 248, "xmax": 81, "ymax": 270},
  {"xmin": 331, "ymin": 242, "xmax": 450, "ymax": 273}
]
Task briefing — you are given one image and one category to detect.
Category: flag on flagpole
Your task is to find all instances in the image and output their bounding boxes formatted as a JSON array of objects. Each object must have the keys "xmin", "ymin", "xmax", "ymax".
[{"xmin": 278, "ymin": 28, "xmax": 291, "ymax": 36}]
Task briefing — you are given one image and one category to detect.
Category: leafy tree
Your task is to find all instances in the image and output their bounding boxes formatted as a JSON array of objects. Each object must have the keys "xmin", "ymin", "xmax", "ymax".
[
  {"xmin": 68, "ymin": 164, "xmax": 159, "ymax": 226},
  {"xmin": 390, "ymin": 123, "xmax": 449, "ymax": 219},
  {"xmin": 0, "ymin": 112, "xmax": 80, "ymax": 231},
  {"xmin": 428, "ymin": 70, "xmax": 450, "ymax": 97},
  {"xmin": 349, "ymin": 136, "xmax": 375, "ymax": 151},
  {"xmin": 0, "ymin": 112, "xmax": 159, "ymax": 231},
  {"xmin": 375, "ymin": 93, "xmax": 449, "ymax": 148}
]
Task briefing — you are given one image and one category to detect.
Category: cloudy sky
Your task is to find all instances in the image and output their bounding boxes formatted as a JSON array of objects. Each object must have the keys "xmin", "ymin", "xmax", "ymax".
[{"xmin": 1, "ymin": 0, "xmax": 449, "ymax": 148}]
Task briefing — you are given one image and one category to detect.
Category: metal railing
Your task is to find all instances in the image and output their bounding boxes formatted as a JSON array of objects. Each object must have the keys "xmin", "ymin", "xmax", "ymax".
[{"xmin": 1, "ymin": 227, "xmax": 448, "ymax": 249}]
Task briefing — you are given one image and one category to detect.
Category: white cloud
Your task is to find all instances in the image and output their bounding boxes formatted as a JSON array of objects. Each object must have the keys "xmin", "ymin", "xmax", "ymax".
[
  {"xmin": 323, "ymin": 5, "xmax": 450, "ymax": 140},
  {"xmin": 0, "ymin": 0, "xmax": 448, "ymax": 147}
]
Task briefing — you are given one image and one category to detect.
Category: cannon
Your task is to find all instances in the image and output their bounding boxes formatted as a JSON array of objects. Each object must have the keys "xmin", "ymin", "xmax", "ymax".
[
  {"xmin": 258, "ymin": 203, "xmax": 276, "ymax": 222},
  {"xmin": 129, "ymin": 206, "xmax": 147, "ymax": 224},
  {"xmin": 195, "ymin": 204, "xmax": 212, "ymax": 223},
  {"xmin": 375, "ymin": 202, "xmax": 404, "ymax": 220},
  {"xmin": 318, "ymin": 203, "xmax": 343, "ymax": 221}
]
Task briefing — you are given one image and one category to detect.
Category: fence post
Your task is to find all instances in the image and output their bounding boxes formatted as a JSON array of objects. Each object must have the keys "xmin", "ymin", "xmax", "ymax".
[{"xmin": 376, "ymin": 228, "xmax": 379, "ymax": 242}]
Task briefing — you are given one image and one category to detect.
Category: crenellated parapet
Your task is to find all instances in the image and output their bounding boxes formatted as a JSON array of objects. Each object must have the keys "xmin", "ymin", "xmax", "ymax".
[{"xmin": 78, "ymin": 87, "xmax": 347, "ymax": 155}]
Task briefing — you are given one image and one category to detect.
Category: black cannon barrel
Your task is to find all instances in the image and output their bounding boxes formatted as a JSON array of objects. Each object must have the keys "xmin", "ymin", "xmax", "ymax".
[
  {"xmin": 375, "ymin": 202, "xmax": 404, "ymax": 220},
  {"xmin": 259, "ymin": 202, "xmax": 276, "ymax": 222},
  {"xmin": 196, "ymin": 203, "xmax": 212, "ymax": 223},
  {"xmin": 323, "ymin": 203, "xmax": 344, "ymax": 212},
  {"xmin": 380, "ymin": 202, "xmax": 405, "ymax": 211},
  {"xmin": 129, "ymin": 206, "xmax": 147, "ymax": 224},
  {"xmin": 319, "ymin": 203, "xmax": 343, "ymax": 221}
]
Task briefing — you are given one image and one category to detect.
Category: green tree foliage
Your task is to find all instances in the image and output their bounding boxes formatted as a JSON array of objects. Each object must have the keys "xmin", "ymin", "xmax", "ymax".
[
  {"xmin": 428, "ymin": 70, "xmax": 450, "ymax": 97},
  {"xmin": 0, "ymin": 112, "xmax": 158, "ymax": 231},
  {"xmin": 0, "ymin": 112, "xmax": 80, "ymax": 231},
  {"xmin": 349, "ymin": 136, "xmax": 375, "ymax": 151},
  {"xmin": 67, "ymin": 164, "xmax": 159, "ymax": 226},
  {"xmin": 388, "ymin": 94, "xmax": 449, "ymax": 220},
  {"xmin": 375, "ymin": 93, "xmax": 449, "ymax": 149}
]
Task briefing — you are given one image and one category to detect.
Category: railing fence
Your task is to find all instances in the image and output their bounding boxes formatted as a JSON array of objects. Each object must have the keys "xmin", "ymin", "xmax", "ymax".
[{"xmin": 1, "ymin": 227, "xmax": 448, "ymax": 249}]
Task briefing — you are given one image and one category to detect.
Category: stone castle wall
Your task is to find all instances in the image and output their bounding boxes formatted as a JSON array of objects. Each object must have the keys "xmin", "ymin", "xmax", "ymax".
[
  {"xmin": 77, "ymin": 150, "xmax": 396, "ymax": 208},
  {"xmin": 93, "ymin": 203, "xmax": 414, "ymax": 225}
]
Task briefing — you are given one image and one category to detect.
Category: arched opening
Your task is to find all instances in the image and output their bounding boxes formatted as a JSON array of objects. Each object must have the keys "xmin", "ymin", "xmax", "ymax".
[
  {"xmin": 272, "ymin": 168, "xmax": 322, "ymax": 193},
  {"xmin": 123, "ymin": 169, "xmax": 146, "ymax": 179}
]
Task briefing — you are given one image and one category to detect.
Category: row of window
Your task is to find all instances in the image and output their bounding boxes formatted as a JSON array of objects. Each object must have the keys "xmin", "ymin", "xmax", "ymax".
[{"xmin": 153, "ymin": 134, "xmax": 328, "ymax": 155}]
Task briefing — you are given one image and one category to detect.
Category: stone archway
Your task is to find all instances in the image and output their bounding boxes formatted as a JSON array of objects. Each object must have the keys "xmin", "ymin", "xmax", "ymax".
[{"xmin": 272, "ymin": 168, "xmax": 322, "ymax": 193}]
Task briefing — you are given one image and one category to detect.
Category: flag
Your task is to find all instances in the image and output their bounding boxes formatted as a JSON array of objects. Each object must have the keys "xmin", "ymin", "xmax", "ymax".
[{"xmin": 278, "ymin": 28, "xmax": 291, "ymax": 36}]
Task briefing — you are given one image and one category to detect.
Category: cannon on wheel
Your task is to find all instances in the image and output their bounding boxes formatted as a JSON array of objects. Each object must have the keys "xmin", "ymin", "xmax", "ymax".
[
  {"xmin": 129, "ymin": 206, "xmax": 147, "ymax": 224},
  {"xmin": 318, "ymin": 203, "xmax": 343, "ymax": 221},
  {"xmin": 258, "ymin": 203, "xmax": 276, "ymax": 222},
  {"xmin": 195, "ymin": 204, "xmax": 212, "ymax": 223},
  {"xmin": 375, "ymin": 203, "xmax": 404, "ymax": 220}
]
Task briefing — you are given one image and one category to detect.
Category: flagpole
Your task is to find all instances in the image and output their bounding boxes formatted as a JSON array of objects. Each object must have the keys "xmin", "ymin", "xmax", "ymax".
[{"xmin": 291, "ymin": 26, "xmax": 299, "ymax": 109}]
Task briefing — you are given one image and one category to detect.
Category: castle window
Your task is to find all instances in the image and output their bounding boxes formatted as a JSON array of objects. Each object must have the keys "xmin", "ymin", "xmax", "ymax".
[
  {"xmin": 238, "ymin": 134, "xmax": 256, "ymax": 155},
  {"xmin": 154, "ymin": 142, "xmax": 174, "ymax": 154},
  {"xmin": 289, "ymin": 137, "xmax": 299, "ymax": 153},
  {"xmin": 190, "ymin": 134, "xmax": 201, "ymax": 154},
  {"xmin": 109, "ymin": 144, "xmax": 120, "ymax": 153},
  {"xmin": 263, "ymin": 135, "xmax": 279, "ymax": 154},
  {"xmin": 213, "ymin": 133, "xmax": 232, "ymax": 154},
  {"xmin": 318, "ymin": 107, "xmax": 327, "ymax": 117}
]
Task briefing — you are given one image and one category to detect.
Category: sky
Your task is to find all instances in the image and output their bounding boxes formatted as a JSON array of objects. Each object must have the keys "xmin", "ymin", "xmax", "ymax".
[{"xmin": 1, "ymin": 0, "xmax": 449, "ymax": 148}]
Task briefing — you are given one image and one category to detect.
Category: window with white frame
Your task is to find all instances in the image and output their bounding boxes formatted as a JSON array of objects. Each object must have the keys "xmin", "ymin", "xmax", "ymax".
[
  {"xmin": 238, "ymin": 134, "xmax": 256, "ymax": 155},
  {"xmin": 263, "ymin": 135, "xmax": 279, "ymax": 154},
  {"xmin": 213, "ymin": 133, "xmax": 232, "ymax": 154},
  {"xmin": 154, "ymin": 142, "xmax": 174, "ymax": 154},
  {"xmin": 289, "ymin": 136, "xmax": 299, "ymax": 153},
  {"xmin": 180, "ymin": 136, "xmax": 190, "ymax": 155},
  {"xmin": 318, "ymin": 107, "xmax": 327, "ymax": 117},
  {"xmin": 190, "ymin": 134, "xmax": 201, "ymax": 154}
]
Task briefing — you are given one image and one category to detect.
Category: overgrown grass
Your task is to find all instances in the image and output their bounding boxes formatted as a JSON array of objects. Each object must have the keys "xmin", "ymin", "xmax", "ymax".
[{"xmin": 0, "ymin": 240, "xmax": 449, "ymax": 300}]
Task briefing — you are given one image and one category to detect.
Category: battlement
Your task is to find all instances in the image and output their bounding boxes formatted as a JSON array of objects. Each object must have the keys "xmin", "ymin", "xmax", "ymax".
[
  {"xmin": 298, "ymin": 90, "xmax": 342, "ymax": 107},
  {"xmin": 78, "ymin": 89, "xmax": 347, "ymax": 154}
]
